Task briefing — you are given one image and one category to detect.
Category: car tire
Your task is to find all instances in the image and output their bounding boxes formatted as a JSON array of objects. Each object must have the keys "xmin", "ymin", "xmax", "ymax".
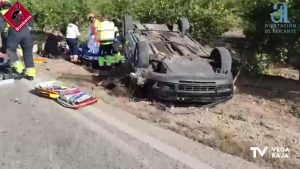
[
  {"xmin": 210, "ymin": 47, "xmax": 232, "ymax": 74},
  {"xmin": 113, "ymin": 43, "xmax": 119, "ymax": 53},
  {"xmin": 136, "ymin": 41, "xmax": 149, "ymax": 68},
  {"xmin": 178, "ymin": 17, "xmax": 190, "ymax": 35},
  {"xmin": 123, "ymin": 15, "xmax": 134, "ymax": 36}
]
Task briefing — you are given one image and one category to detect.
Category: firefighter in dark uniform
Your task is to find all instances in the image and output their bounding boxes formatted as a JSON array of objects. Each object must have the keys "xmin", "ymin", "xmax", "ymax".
[
  {"xmin": 0, "ymin": 0, "xmax": 11, "ymax": 54},
  {"xmin": 0, "ymin": 6, "xmax": 35, "ymax": 80}
]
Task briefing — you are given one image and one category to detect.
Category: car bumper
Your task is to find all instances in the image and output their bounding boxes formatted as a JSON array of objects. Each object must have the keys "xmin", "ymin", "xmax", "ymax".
[
  {"xmin": 151, "ymin": 81, "xmax": 233, "ymax": 103},
  {"xmin": 131, "ymin": 69, "xmax": 234, "ymax": 102}
]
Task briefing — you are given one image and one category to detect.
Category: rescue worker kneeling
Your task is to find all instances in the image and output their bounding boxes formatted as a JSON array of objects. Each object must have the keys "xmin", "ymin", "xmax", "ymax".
[
  {"xmin": 97, "ymin": 15, "xmax": 119, "ymax": 66},
  {"xmin": 0, "ymin": 16, "xmax": 36, "ymax": 80}
]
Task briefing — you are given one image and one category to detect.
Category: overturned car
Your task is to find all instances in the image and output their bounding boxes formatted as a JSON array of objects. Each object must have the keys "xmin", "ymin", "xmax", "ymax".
[{"xmin": 123, "ymin": 16, "xmax": 233, "ymax": 103}]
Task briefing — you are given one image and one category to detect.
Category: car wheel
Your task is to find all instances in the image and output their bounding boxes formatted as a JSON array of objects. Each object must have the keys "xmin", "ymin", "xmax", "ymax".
[
  {"xmin": 178, "ymin": 17, "xmax": 190, "ymax": 35},
  {"xmin": 123, "ymin": 15, "xmax": 134, "ymax": 36},
  {"xmin": 210, "ymin": 47, "xmax": 232, "ymax": 74},
  {"xmin": 136, "ymin": 41, "xmax": 149, "ymax": 68}
]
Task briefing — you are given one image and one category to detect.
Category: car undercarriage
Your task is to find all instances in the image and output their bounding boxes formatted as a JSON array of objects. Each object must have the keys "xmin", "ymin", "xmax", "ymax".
[{"xmin": 124, "ymin": 16, "xmax": 234, "ymax": 103}]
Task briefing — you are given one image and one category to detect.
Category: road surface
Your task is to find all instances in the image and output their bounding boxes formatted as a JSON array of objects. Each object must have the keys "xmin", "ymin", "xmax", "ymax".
[{"xmin": 0, "ymin": 77, "xmax": 266, "ymax": 169}]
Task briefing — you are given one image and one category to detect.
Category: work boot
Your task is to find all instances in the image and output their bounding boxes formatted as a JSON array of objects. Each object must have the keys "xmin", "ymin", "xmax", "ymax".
[
  {"xmin": 12, "ymin": 61, "xmax": 25, "ymax": 74},
  {"xmin": 24, "ymin": 67, "xmax": 36, "ymax": 81}
]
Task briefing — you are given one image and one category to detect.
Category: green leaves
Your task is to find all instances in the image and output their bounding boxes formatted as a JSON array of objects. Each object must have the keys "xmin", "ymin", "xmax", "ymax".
[
  {"xmin": 132, "ymin": 0, "xmax": 239, "ymax": 40},
  {"xmin": 13, "ymin": 0, "xmax": 299, "ymax": 71},
  {"xmin": 17, "ymin": 0, "xmax": 238, "ymax": 41},
  {"xmin": 240, "ymin": 0, "xmax": 300, "ymax": 66},
  {"xmin": 18, "ymin": 0, "xmax": 88, "ymax": 30}
]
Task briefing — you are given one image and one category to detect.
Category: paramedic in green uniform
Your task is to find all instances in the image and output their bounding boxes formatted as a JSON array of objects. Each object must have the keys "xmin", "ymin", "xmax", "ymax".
[{"xmin": 97, "ymin": 15, "xmax": 118, "ymax": 66}]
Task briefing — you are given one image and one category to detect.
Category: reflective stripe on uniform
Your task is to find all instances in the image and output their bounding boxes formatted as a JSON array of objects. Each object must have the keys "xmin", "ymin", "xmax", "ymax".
[
  {"xmin": 98, "ymin": 56, "xmax": 114, "ymax": 66},
  {"xmin": 12, "ymin": 61, "xmax": 25, "ymax": 73},
  {"xmin": 25, "ymin": 67, "xmax": 36, "ymax": 77},
  {"xmin": 114, "ymin": 52, "xmax": 125, "ymax": 63},
  {"xmin": 98, "ymin": 53, "xmax": 124, "ymax": 66},
  {"xmin": 100, "ymin": 41, "xmax": 113, "ymax": 45}
]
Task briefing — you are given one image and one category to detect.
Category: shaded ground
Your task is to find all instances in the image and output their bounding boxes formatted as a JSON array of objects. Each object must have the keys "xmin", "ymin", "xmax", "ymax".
[{"xmin": 36, "ymin": 58, "xmax": 300, "ymax": 169}]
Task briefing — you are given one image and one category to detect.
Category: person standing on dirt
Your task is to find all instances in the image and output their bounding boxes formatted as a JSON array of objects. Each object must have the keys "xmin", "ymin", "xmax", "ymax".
[
  {"xmin": 87, "ymin": 13, "xmax": 100, "ymax": 54},
  {"xmin": 87, "ymin": 13, "xmax": 100, "ymax": 46},
  {"xmin": 66, "ymin": 18, "xmax": 80, "ymax": 63},
  {"xmin": 0, "ymin": 9, "xmax": 36, "ymax": 80},
  {"xmin": 0, "ymin": 0, "xmax": 12, "ymax": 54}
]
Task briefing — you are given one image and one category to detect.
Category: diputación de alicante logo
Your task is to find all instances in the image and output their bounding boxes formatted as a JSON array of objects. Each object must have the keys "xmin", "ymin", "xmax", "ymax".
[{"xmin": 265, "ymin": 2, "xmax": 297, "ymax": 34}]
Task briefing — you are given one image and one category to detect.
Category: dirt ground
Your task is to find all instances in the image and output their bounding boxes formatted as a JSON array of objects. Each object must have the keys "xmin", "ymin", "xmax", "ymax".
[{"xmin": 36, "ymin": 58, "xmax": 300, "ymax": 169}]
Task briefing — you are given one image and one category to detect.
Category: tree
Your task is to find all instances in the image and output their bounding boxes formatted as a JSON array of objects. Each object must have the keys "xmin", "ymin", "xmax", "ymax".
[
  {"xmin": 16, "ymin": 0, "xmax": 238, "ymax": 42},
  {"xmin": 239, "ymin": 0, "xmax": 300, "ymax": 67},
  {"xmin": 18, "ymin": 0, "xmax": 88, "ymax": 30}
]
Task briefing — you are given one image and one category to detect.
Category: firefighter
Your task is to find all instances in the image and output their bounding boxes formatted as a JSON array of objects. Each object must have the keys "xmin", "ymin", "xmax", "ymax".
[
  {"xmin": 0, "ymin": 0, "xmax": 11, "ymax": 54},
  {"xmin": 0, "ymin": 12, "xmax": 35, "ymax": 80}
]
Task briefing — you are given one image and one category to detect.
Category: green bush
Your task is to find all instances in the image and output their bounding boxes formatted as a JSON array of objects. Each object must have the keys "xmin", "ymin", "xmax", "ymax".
[
  {"xmin": 18, "ymin": 0, "xmax": 88, "ymax": 30},
  {"xmin": 12, "ymin": 0, "xmax": 299, "ymax": 73},
  {"xmin": 239, "ymin": 0, "xmax": 300, "ymax": 67}
]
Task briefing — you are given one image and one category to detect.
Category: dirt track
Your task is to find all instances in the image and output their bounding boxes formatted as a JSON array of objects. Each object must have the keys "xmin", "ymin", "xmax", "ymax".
[{"xmin": 38, "ymin": 58, "xmax": 300, "ymax": 169}]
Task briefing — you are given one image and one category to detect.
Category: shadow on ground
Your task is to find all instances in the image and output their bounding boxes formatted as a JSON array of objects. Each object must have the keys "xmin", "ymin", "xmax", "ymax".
[{"xmin": 235, "ymin": 73, "xmax": 300, "ymax": 101}]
